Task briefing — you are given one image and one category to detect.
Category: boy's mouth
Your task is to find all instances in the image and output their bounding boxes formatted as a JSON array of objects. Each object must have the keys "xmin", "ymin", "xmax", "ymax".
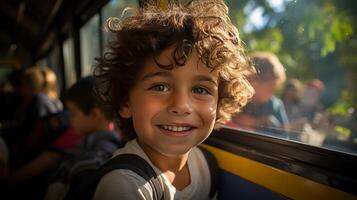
[{"xmin": 157, "ymin": 124, "xmax": 195, "ymax": 132}]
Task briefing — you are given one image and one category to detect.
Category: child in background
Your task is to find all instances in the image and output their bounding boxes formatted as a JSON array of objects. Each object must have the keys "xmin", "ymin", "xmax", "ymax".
[
  {"xmin": 281, "ymin": 79, "xmax": 308, "ymax": 132},
  {"xmin": 93, "ymin": 0, "xmax": 255, "ymax": 199},
  {"xmin": 0, "ymin": 126, "xmax": 81, "ymax": 200},
  {"xmin": 40, "ymin": 67, "xmax": 63, "ymax": 111},
  {"xmin": 300, "ymin": 79, "xmax": 325, "ymax": 120},
  {"xmin": 45, "ymin": 77, "xmax": 122, "ymax": 200},
  {"xmin": 231, "ymin": 52, "xmax": 289, "ymax": 135},
  {"xmin": 7, "ymin": 66, "xmax": 63, "ymax": 171},
  {"xmin": 282, "ymin": 78, "xmax": 304, "ymax": 122}
]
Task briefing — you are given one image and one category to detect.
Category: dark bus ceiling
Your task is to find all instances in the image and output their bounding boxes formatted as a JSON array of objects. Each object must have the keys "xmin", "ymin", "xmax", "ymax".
[{"xmin": 0, "ymin": 0, "xmax": 111, "ymax": 67}]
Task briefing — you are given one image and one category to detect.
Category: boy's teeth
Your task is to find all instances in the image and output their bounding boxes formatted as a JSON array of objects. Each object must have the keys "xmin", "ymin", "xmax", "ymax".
[{"xmin": 162, "ymin": 125, "xmax": 191, "ymax": 132}]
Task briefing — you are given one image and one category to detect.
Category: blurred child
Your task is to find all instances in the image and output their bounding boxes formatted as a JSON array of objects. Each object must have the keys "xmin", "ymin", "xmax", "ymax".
[
  {"xmin": 282, "ymin": 79, "xmax": 303, "ymax": 121},
  {"xmin": 40, "ymin": 67, "xmax": 63, "ymax": 111},
  {"xmin": 0, "ymin": 126, "xmax": 80, "ymax": 200},
  {"xmin": 9, "ymin": 66, "xmax": 63, "ymax": 169},
  {"xmin": 92, "ymin": 0, "xmax": 255, "ymax": 199},
  {"xmin": 231, "ymin": 52, "xmax": 289, "ymax": 134},
  {"xmin": 281, "ymin": 78, "xmax": 308, "ymax": 131},
  {"xmin": 17, "ymin": 67, "xmax": 61, "ymax": 123},
  {"xmin": 300, "ymin": 79, "xmax": 325, "ymax": 120},
  {"xmin": 45, "ymin": 77, "xmax": 122, "ymax": 200},
  {"xmin": 23, "ymin": 67, "xmax": 65, "ymax": 154}
]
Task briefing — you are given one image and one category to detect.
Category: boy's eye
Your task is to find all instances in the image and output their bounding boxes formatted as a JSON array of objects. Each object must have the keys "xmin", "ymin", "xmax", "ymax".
[
  {"xmin": 192, "ymin": 87, "xmax": 210, "ymax": 95},
  {"xmin": 149, "ymin": 84, "xmax": 169, "ymax": 92}
]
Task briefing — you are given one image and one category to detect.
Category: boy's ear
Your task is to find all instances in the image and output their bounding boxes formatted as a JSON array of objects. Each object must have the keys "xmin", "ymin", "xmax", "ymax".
[{"xmin": 118, "ymin": 102, "xmax": 132, "ymax": 119}]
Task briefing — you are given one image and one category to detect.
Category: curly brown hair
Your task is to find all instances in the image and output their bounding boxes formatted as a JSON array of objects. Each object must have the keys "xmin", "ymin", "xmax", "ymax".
[{"xmin": 94, "ymin": 0, "xmax": 255, "ymax": 139}]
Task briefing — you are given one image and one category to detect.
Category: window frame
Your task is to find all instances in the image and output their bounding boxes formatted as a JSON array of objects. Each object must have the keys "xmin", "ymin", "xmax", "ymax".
[{"xmin": 206, "ymin": 126, "xmax": 357, "ymax": 195}]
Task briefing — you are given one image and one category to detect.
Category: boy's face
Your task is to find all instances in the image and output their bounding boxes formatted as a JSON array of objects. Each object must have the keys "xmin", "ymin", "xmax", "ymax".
[
  {"xmin": 119, "ymin": 49, "xmax": 219, "ymax": 157},
  {"xmin": 252, "ymin": 79, "xmax": 281, "ymax": 103},
  {"xmin": 66, "ymin": 100, "xmax": 94, "ymax": 135}
]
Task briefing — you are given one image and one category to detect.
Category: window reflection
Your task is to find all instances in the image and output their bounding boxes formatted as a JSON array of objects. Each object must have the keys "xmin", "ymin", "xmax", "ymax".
[
  {"xmin": 80, "ymin": 14, "xmax": 100, "ymax": 77},
  {"xmin": 230, "ymin": 52, "xmax": 288, "ymax": 136},
  {"xmin": 225, "ymin": 0, "xmax": 357, "ymax": 155}
]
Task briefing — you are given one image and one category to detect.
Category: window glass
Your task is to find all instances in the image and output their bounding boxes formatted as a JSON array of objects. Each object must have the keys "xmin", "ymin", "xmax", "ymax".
[
  {"xmin": 101, "ymin": 0, "xmax": 138, "ymax": 52},
  {"xmin": 48, "ymin": 45, "xmax": 64, "ymax": 92},
  {"xmin": 80, "ymin": 14, "xmax": 100, "ymax": 77},
  {"xmin": 225, "ymin": 0, "xmax": 357, "ymax": 155},
  {"xmin": 63, "ymin": 37, "xmax": 77, "ymax": 88}
]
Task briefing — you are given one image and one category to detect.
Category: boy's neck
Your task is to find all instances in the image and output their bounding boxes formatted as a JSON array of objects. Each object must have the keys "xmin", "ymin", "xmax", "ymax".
[
  {"xmin": 137, "ymin": 139, "xmax": 189, "ymax": 172},
  {"xmin": 137, "ymin": 140, "xmax": 191, "ymax": 190}
]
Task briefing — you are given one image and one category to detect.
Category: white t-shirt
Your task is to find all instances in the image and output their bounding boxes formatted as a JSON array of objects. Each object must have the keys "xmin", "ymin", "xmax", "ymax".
[{"xmin": 94, "ymin": 139, "xmax": 214, "ymax": 200}]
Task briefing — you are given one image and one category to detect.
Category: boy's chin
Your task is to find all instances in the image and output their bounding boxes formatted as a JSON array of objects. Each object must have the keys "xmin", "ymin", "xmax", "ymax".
[
  {"xmin": 138, "ymin": 139, "xmax": 191, "ymax": 158},
  {"xmin": 156, "ymin": 146, "xmax": 193, "ymax": 158}
]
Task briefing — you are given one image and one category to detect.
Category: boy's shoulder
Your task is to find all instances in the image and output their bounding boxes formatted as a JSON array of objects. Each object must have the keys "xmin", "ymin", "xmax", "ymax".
[
  {"xmin": 66, "ymin": 150, "xmax": 163, "ymax": 200},
  {"xmin": 113, "ymin": 141, "xmax": 214, "ymax": 172},
  {"xmin": 113, "ymin": 141, "xmax": 213, "ymax": 170},
  {"xmin": 93, "ymin": 145, "xmax": 218, "ymax": 200},
  {"xmin": 112, "ymin": 139, "xmax": 145, "ymax": 158}
]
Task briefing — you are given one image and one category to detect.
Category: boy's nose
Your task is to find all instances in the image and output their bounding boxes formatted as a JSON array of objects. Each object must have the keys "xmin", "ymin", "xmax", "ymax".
[{"xmin": 167, "ymin": 91, "xmax": 193, "ymax": 116}]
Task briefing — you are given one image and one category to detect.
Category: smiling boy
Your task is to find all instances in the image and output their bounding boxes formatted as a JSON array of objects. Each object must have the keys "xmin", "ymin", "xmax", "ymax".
[
  {"xmin": 93, "ymin": 0, "xmax": 255, "ymax": 199},
  {"xmin": 120, "ymin": 50, "xmax": 218, "ymax": 160}
]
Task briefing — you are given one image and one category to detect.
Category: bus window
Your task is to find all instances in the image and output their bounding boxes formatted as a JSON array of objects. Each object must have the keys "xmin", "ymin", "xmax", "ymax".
[
  {"xmin": 63, "ymin": 37, "xmax": 77, "ymax": 88},
  {"xmin": 224, "ymin": 0, "xmax": 357, "ymax": 155},
  {"xmin": 80, "ymin": 14, "xmax": 100, "ymax": 77},
  {"xmin": 101, "ymin": 0, "xmax": 139, "ymax": 53},
  {"xmin": 48, "ymin": 45, "xmax": 64, "ymax": 93}
]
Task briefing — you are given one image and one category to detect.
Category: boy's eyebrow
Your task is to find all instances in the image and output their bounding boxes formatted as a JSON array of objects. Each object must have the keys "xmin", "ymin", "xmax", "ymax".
[
  {"xmin": 141, "ymin": 71, "xmax": 218, "ymax": 86},
  {"xmin": 141, "ymin": 71, "xmax": 171, "ymax": 81},
  {"xmin": 194, "ymin": 75, "xmax": 218, "ymax": 86}
]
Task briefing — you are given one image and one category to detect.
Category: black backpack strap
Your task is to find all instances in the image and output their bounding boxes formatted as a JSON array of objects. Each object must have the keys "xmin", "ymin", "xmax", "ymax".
[
  {"xmin": 64, "ymin": 168, "xmax": 100, "ymax": 200},
  {"xmin": 99, "ymin": 154, "xmax": 163, "ymax": 200},
  {"xmin": 65, "ymin": 154, "xmax": 163, "ymax": 200},
  {"xmin": 199, "ymin": 146, "xmax": 219, "ymax": 199}
]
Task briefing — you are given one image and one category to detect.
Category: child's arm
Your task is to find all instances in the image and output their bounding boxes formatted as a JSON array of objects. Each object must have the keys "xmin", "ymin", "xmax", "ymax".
[{"xmin": 94, "ymin": 169, "xmax": 153, "ymax": 200}]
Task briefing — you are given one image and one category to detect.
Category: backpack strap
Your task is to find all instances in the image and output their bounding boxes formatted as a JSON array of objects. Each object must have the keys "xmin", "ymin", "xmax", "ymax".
[
  {"xmin": 64, "ymin": 153, "xmax": 163, "ymax": 200},
  {"xmin": 199, "ymin": 146, "xmax": 219, "ymax": 199},
  {"xmin": 99, "ymin": 154, "xmax": 163, "ymax": 200}
]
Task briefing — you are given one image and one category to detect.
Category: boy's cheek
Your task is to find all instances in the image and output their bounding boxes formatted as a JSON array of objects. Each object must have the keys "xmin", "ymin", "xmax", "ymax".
[
  {"xmin": 207, "ymin": 105, "xmax": 217, "ymax": 118},
  {"xmin": 199, "ymin": 102, "xmax": 218, "ymax": 123}
]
